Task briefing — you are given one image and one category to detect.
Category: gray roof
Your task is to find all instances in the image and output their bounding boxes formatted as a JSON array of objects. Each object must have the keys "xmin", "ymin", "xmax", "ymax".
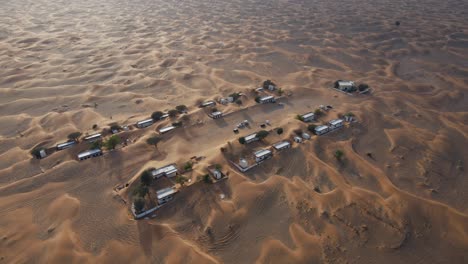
[
  {"xmin": 254, "ymin": 149, "xmax": 272, "ymax": 158},
  {"xmin": 302, "ymin": 112, "xmax": 315, "ymax": 119},
  {"xmin": 329, "ymin": 119, "xmax": 344, "ymax": 126},
  {"xmin": 315, "ymin": 125, "xmax": 329, "ymax": 132},
  {"xmin": 152, "ymin": 164, "xmax": 178, "ymax": 177},
  {"xmin": 156, "ymin": 187, "xmax": 177, "ymax": 199},
  {"xmin": 137, "ymin": 118, "xmax": 154, "ymax": 125},
  {"xmin": 273, "ymin": 141, "xmax": 291, "ymax": 149},
  {"xmin": 77, "ymin": 149, "xmax": 102, "ymax": 159},
  {"xmin": 159, "ymin": 126, "xmax": 175, "ymax": 133},
  {"xmin": 56, "ymin": 141, "xmax": 76, "ymax": 148},
  {"xmin": 84, "ymin": 133, "xmax": 102, "ymax": 140},
  {"xmin": 245, "ymin": 133, "xmax": 258, "ymax": 141}
]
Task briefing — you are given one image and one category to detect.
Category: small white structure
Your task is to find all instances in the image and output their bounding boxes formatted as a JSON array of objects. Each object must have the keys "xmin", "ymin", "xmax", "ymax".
[
  {"xmin": 254, "ymin": 149, "xmax": 273, "ymax": 163},
  {"xmin": 301, "ymin": 112, "xmax": 315, "ymax": 122},
  {"xmin": 200, "ymin": 100, "xmax": 216, "ymax": 107},
  {"xmin": 273, "ymin": 141, "xmax": 291, "ymax": 151},
  {"xmin": 219, "ymin": 98, "xmax": 229, "ymax": 105},
  {"xmin": 83, "ymin": 133, "xmax": 102, "ymax": 142},
  {"xmin": 239, "ymin": 158, "xmax": 249, "ymax": 169},
  {"xmin": 227, "ymin": 96, "xmax": 234, "ymax": 103},
  {"xmin": 136, "ymin": 118, "xmax": 154, "ymax": 128},
  {"xmin": 244, "ymin": 133, "xmax": 259, "ymax": 144},
  {"xmin": 315, "ymin": 125, "xmax": 330, "ymax": 135},
  {"xmin": 210, "ymin": 111, "xmax": 223, "ymax": 119},
  {"xmin": 268, "ymin": 84, "xmax": 276, "ymax": 91},
  {"xmin": 158, "ymin": 126, "xmax": 176, "ymax": 134},
  {"xmin": 336, "ymin": 81, "xmax": 356, "ymax": 91},
  {"xmin": 152, "ymin": 164, "xmax": 178, "ymax": 178},
  {"xmin": 302, "ymin": 133, "xmax": 311, "ymax": 140},
  {"xmin": 156, "ymin": 187, "xmax": 177, "ymax": 205},
  {"xmin": 329, "ymin": 119, "xmax": 344, "ymax": 130},
  {"xmin": 39, "ymin": 149, "xmax": 47, "ymax": 159},
  {"xmin": 56, "ymin": 141, "xmax": 76, "ymax": 150},
  {"xmin": 294, "ymin": 136, "xmax": 303, "ymax": 143},
  {"xmin": 77, "ymin": 149, "xmax": 102, "ymax": 161},
  {"xmin": 212, "ymin": 169, "xmax": 223, "ymax": 180},
  {"xmin": 259, "ymin": 95, "xmax": 276, "ymax": 104}
]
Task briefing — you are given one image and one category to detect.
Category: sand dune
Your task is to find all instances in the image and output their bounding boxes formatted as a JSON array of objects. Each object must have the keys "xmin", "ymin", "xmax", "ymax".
[{"xmin": 0, "ymin": 0, "xmax": 467, "ymax": 263}]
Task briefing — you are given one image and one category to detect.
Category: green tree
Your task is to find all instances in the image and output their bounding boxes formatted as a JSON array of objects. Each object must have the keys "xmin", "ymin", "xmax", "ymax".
[
  {"xmin": 92, "ymin": 124, "xmax": 98, "ymax": 130},
  {"xmin": 151, "ymin": 111, "xmax": 164, "ymax": 120},
  {"xmin": 203, "ymin": 174, "xmax": 212, "ymax": 183},
  {"xmin": 140, "ymin": 170, "xmax": 153, "ymax": 186},
  {"xmin": 90, "ymin": 140, "xmax": 103, "ymax": 150},
  {"xmin": 133, "ymin": 184, "xmax": 148, "ymax": 197},
  {"xmin": 184, "ymin": 162, "xmax": 193, "ymax": 171},
  {"xmin": 296, "ymin": 114, "xmax": 304, "ymax": 121},
  {"xmin": 110, "ymin": 124, "xmax": 121, "ymax": 131},
  {"xmin": 67, "ymin": 132, "xmax": 82, "ymax": 141},
  {"xmin": 314, "ymin": 109, "xmax": 322, "ymax": 116},
  {"xmin": 256, "ymin": 130, "xmax": 269, "ymax": 140},
  {"xmin": 176, "ymin": 175, "xmax": 188, "ymax": 186},
  {"xmin": 235, "ymin": 99, "xmax": 242, "ymax": 105},
  {"xmin": 176, "ymin": 105, "xmax": 188, "ymax": 113},
  {"xmin": 276, "ymin": 128, "xmax": 284, "ymax": 135},
  {"xmin": 307, "ymin": 124, "xmax": 317, "ymax": 133},
  {"xmin": 168, "ymin": 109, "xmax": 178, "ymax": 118},
  {"xmin": 238, "ymin": 137, "xmax": 246, "ymax": 145},
  {"xmin": 278, "ymin": 88, "xmax": 284, "ymax": 96},
  {"xmin": 146, "ymin": 136, "xmax": 161, "ymax": 148},
  {"xmin": 105, "ymin": 135, "xmax": 121, "ymax": 150},
  {"xmin": 334, "ymin": 150, "xmax": 344, "ymax": 161},
  {"xmin": 134, "ymin": 197, "xmax": 145, "ymax": 213},
  {"xmin": 255, "ymin": 96, "xmax": 261, "ymax": 103}
]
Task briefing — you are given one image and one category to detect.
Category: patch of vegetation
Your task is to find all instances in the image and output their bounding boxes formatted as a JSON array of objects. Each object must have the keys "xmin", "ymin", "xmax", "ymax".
[
  {"xmin": 168, "ymin": 109, "xmax": 178, "ymax": 118},
  {"xmin": 104, "ymin": 135, "xmax": 121, "ymax": 150},
  {"xmin": 334, "ymin": 150, "xmax": 344, "ymax": 162},
  {"xmin": 175, "ymin": 105, "xmax": 188, "ymax": 113},
  {"xmin": 276, "ymin": 128, "xmax": 284, "ymax": 135},
  {"xmin": 140, "ymin": 170, "xmax": 153, "ymax": 186},
  {"xmin": 67, "ymin": 132, "xmax": 82, "ymax": 141},
  {"xmin": 90, "ymin": 140, "xmax": 103, "ymax": 150},
  {"xmin": 92, "ymin": 124, "xmax": 98, "ymax": 130},
  {"xmin": 203, "ymin": 174, "xmax": 212, "ymax": 184},
  {"xmin": 151, "ymin": 111, "xmax": 164, "ymax": 120},
  {"xmin": 238, "ymin": 137, "xmax": 246, "ymax": 145},
  {"xmin": 184, "ymin": 162, "xmax": 193, "ymax": 171},
  {"xmin": 235, "ymin": 99, "xmax": 242, "ymax": 105},
  {"xmin": 133, "ymin": 197, "xmax": 145, "ymax": 213},
  {"xmin": 344, "ymin": 112, "xmax": 355, "ymax": 117},
  {"xmin": 110, "ymin": 124, "xmax": 121, "ymax": 131},
  {"xmin": 278, "ymin": 88, "xmax": 284, "ymax": 96},
  {"xmin": 133, "ymin": 184, "xmax": 148, "ymax": 197},
  {"xmin": 358, "ymin": 83, "xmax": 369, "ymax": 92},
  {"xmin": 307, "ymin": 124, "xmax": 317, "ymax": 133},
  {"xmin": 215, "ymin": 164, "xmax": 222, "ymax": 170},
  {"xmin": 172, "ymin": 121, "xmax": 183, "ymax": 127},
  {"xmin": 175, "ymin": 175, "xmax": 188, "ymax": 186},
  {"xmin": 229, "ymin": 92, "xmax": 241, "ymax": 101},
  {"xmin": 314, "ymin": 108, "xmax": 323, "ymax": 116},
  {"xmin": 256, "ymin": 130, "xmax": 269, "ymax": 139},
  {"xmin": 296, "ymin": 114, "xmax": 304, "ymax": 121},
  {"xmin": 262, "ymin": 79, "xmax": 275, "ymax": 89},
  {"xmin": 211, "ymin": 107, "xmax": 219, "ymax": 113},
  {"xmin": 146, "ymin": 136, "xmax": 161, "ymax": 148}
]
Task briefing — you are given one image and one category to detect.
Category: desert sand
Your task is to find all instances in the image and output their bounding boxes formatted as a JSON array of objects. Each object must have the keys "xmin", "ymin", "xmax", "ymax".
[{"xmin": 0, "ymin": 0, "xmax": 468, "ymax": 263}]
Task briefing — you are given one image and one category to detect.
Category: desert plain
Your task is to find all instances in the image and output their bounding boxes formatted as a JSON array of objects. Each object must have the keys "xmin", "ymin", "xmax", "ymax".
[{"xmin": 0, "ymin": 0, "xmax": 467, "ymax": 263}]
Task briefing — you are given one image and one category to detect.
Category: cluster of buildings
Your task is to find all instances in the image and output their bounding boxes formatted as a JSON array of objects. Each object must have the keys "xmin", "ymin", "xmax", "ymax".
[
  {"xmin": 234, "ymin": 140, "xmax": 292, "ymax": 172},
  {"xmin": 314, "ymin": 118, "xmax": 344, "ymax": 136}
]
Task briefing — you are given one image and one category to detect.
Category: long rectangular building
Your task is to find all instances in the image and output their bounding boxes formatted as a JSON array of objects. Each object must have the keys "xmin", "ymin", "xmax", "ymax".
[
  {"xmin": 152, "ymin": 164, "xmax": 178, "ymax": 178},
  {"xmin": 77, "ymin": 149, "xmax": 102, "ymax": 161}
]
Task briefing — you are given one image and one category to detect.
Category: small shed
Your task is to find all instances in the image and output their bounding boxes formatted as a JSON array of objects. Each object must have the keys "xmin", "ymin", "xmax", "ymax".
[
  {"xmin": 294, "ymin": 136, "xmax": 303, "ymax": 143},
  {"xmin": 254, "ymin": 149, "xmax": 273, "ymax": 163},
  {"xmin": 158, "ymin": 126, "xmax": 176, "ymax": 134},
  {"xmin": 244, "ymin": 133, "xmax": 259, "ymax": 144},
  {"xmin": 302, "ymin": 133, "xmax": 311, "ymax": 140},
  {"xmin": 301, "ymin": 112, "xmax": 315, "ymax": 122}
]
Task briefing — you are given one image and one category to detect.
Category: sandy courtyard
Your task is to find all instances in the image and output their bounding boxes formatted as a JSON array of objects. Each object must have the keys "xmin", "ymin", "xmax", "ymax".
[{"xmin": 0, "ymin": 0, "xmax": 467, "ymax": 263}]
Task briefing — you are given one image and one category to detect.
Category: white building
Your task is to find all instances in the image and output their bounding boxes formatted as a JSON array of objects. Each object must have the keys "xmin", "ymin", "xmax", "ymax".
[
  {"xmin": 158, "ymin": 125, "xmax": 176, "ymax": 134},
  {"xmin": 259, "ymin": 95, "xmax": 276, "ymax": 104},
  {"xmin": 156, "ymin": 187, "xmax": 177, "ymax": 205},
  {"xmin": 294, "ymin": 136, "xmax": 303, "ymax": 143},
  {"xmin": 200, "ymin": 101, "xmax": 216, "ymax": 108},
  {"xmin": 83, "ymin": 133, "xmax": 102, "ymax": 142},
  {"xmin": 136, "ymin": 118, "xmax": 154, "ymax": 128},
  {"xmin": 39, "ymin": 149, "xmax": 47, "ymax": 159},
  {"xmin": 301, "ymin": 112, "xmax": 315, "ymax": 122},
  {"xmin": 329, "ymin": 119, "xmax": 344, "ymax": 130},
  {"xmin": 254, "ymin": 149, "xmax": 273, "ymax": 163},
  {"xmin": 210, "ymin": 111, "xmax": 223, "ymax": 119},
  {"xmin": 152, "ymin": 164, "xmax": 178, "ymax": 178},
  {"xmin": 77, "ymin": 149, "xmax": 102, "ymax": 161},
  {"xmin": 239, "ymin": 158, "xmax": 249, "ymax": 169},
  {"xmin": 56, "ymin": 141, "xmax": 77, "ymax": 150},
  {"xmin": 244, "ymin": 133, "xmax": 259, "ymax": 144},
  {"xmin": 336, "ymin": 81, "xmax": 356, "ymax": 91},
  {"xmin": 273, "ymin": 141, "xmax": 291, "ymax": 151},
  {"xmin": 211, "ymin": 169, "xmax": 223, "ymax": 180},
  {"xmin": 315, "ymin": 125, "xmax": 330, "ymax": 135},
  {"xmin": 302, "ymin": 133, "xmax": 311, "ymax": 140}
]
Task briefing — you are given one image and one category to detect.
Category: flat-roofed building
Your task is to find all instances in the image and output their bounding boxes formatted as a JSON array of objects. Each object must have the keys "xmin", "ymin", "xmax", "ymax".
[
  {"xmin": 301, "ymin": 112, "xmax": 315, "ymax": 122},
  {"xmin": 273, "ymin": 141, "xmax": 291, "ymax": 151},
  {"xmin": 200, "ymin": 100, "xmax": 216, "ymax": 108},
  {"xmin": 158, "ymin": 126, "xmax": 176, "ymax": 134},
  {"xmin": 56, "ymin": 141, "xmax": 77, "ymax": 150},
  {"xmin": 259, "ymin": 95, "xmax": 276, "ymax": 104},
  {"xmin": 77, "ymin": 149, "xmax": 102, "ymax": 161},
  {"xmin": 315, "ymin": 125, "xmax": 329, "ymax": 135},
  {"xmin": 156, "ymin": 187, "xmax": 177, "ymax": 205},
  {"xmin": 210, "ymin": 111, "xmax": 223, "ymax": 119},
  {"xmin": 83, "ymin": 133, "xmax": 102, "ymax": 142},
  {"xmin": 336, "ymin": 80, "xmax": 356, "ymax": 91},
  {"xmin": 152, "ymin": 164, "xmax": 178, "ymax": 178},
  {"xmin": 329, "ymin": 119, "xmax": 344, "ymax": 130},
  {"xmin": 294, "ymin": 136, "xmax": 303, "ymax": 143},
  {"xmin": 244, "ymin": 133, "xmax": 259, "ymax": 144},
  {"xmin": 254, "ymin": 149, "xmax": 273, "ymax": 163},
  {"xmin": 136, "ymin": 118, "xmax": 154, "ymax": 128}
]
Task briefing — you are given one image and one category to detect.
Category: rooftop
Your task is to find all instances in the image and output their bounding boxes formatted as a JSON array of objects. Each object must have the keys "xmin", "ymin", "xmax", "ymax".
[
  {"xmin": 137, "ymin": 118, "xmax": 154, "ymax": 124},
  {"xmin": 159, "ymin": 126, "xmax": 175, "ymax": 133},
  {"xmin": 245, "ymin": 133, "xmax": 258, "ymax": 141},
  {"xmin": 84, "ymin": 133, "xmax": 102, "ymax": 140},
  {"xmin": 315, "ymin": 125, "xmax": 329, "ymax": 131},
  {"xmin": 57, "ymin": 141, "xmax": 76, "ymax": 147},
  {"xmin": 211, "ymin": 111, "xmax": 223, "ymax": 116},
  {"xmin": 273, "ymin": 141, "xmax": 291, "ymax": 149},
  {"xmin": 152, "ymin": 164, "xmax": 178, "ymax": 177},
  {"xmin": 260, "ymin": 95, "xmax": 275, "ymax": 100},
  {"xmin": 338, "ymin": 81, "xmax": 355, "ymax": 86},
  {"xmin": 254, "ymin": 149, "xmax": 272, "ymax": 157},
  {"xmin": 302, "ymin": 112, "xmax": 315, "ymax": 119},
  {"xmin": 329, "ymin": 119, "xmax": 344, "ymax": 125},
  {"xmin": 77, "ymin": 149, "xmax": 101, "ymax": 159},
  {"xmin": 156, "ymin": 187, "xmax": 177, "ymax": 199}
]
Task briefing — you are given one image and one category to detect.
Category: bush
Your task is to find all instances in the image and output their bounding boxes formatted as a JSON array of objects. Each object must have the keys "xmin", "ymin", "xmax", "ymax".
[
  {"xmin": 276, "ymin": 128, "xmax": 284, "ymax": 135},
  {"xmin": 238, "ymin": 137, "xmax": 246, "ymax": 144},
  {"xmin": 263, "ymin": 80, "xmax": 274, "ymax": 89},
  {"xmin": 140, "ymin": 170, "xmax": 153, "ymax": 186},
  {"xmin": 175, "ymin": 175, "xmax": 188, "ymax": 186},
  {"xmin": 172, "ymin": 121, "xmax": 182, "ymax": 127},
  {"xmin": 215, "ymin": 164, "xmax": 222, "ymax": 170},
  {"xmin": 133, "ymin": 184, "xmax": 148, "ymax": 197},
  {"xmin": 134, "ymin": 197, "xmax": 145, "ymax": 213},
  {"xmin": 358, "ymin": 83, "xmax": 369, "ymax": 91},
  {"xmin": 395, "ymin": 21, "xmax": 400, "ymax": 26},
  {"xmin": 307, "ymin": 124, "xmax": 317, "ymax": 132},
  {"xmin": 67, "ymin": 132, "xmax": 82, "ymax": 141},
  {"xmin": 256, "ymin": 130, "xmax": 269, "ymax": 139},
  {"xmin": 92, "ymin": 124, "xmax": 98, "ymax": 130},
  {"xmin": 168, "ymin": 109, "xmax": 178, "ymax": 118},
  {"xmin": 344, "ymin": 112, "xmax": 355, "ymax": 117},
  {"xmin": 255, "ymin": 96, "xmax": 261, "ymax": 103},
  {"xmin": 90, "ymin": 140, "xmax": 103, "ymax": 150},
  {"xmin": 334, "ymin": 150, "xmax": 344, "ymax": 161},
  {"xmin": 176, "ymin": 105, "xmax": 188, "ymax": 113},
  {"xmin": 151, "ymin": 111, "xmax": 164, "ymax": 120},
  {"xmin": 211, "ymin": 107, "xmax": 218, "ymax": 113},
  {"xmin": 235, "ymin": 99, "xmax": 242, "ymax": 105},
  {"xmin": 278, "ymin": 88, "xmax": 284, "ymax": 95},
  {"xmin": 296, "ymin": 114, "xmax": 304, "ymax": 121},
  {"xmin": 184, "ymin": 162, "xmax": 193, "ymax": 171},
  {"xmin": 110, "ymin": 124, "xmax": 121, "ymax": 131},
  {"xmin": 105, "ymin": 135, "xmax": 121, "ymax": 150},
  {"xmin": 314, "ymin": 109, "xmax": 322, "ymax": 116},
  {"xmin": 146, "ymin": 136, "xmax": 161, "ymax": 147}
]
